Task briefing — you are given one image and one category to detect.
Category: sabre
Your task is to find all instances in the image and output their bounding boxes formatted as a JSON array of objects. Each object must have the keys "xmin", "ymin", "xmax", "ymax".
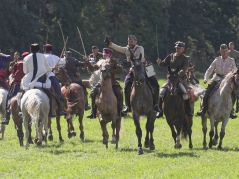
[
  {"xmin": 77, "ymin": 27, "xmax": 87, "ymax": 57},
  {"xmin": 156, "ymin": 24, "xmax": 159, "ymax": 58},
  {"xmin": 58, "ymin": 20, "xmax": 66, "ymax": 47},
  {"xmin": 68, "ymin": 47, "xmax": 84, "ymax": 57},
  {"xmin": 57, "ymin": 36, "xmax": 68, "ymax": 65}
]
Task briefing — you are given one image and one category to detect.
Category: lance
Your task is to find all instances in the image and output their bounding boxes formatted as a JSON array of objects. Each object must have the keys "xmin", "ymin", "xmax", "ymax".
[
  {"xmin": 156, "ymin": 24, "xmax": 159, "ymax": 58},
  {"xmin": 77, "ymin": 27, "xmax": 87, "ymax": 57},
  {"xmin": 68, "ymin": 47, "xmax": 84, "ymax": 57}
]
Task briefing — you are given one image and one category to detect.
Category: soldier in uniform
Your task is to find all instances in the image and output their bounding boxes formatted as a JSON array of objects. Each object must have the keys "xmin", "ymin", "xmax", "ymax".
[
  {"xmin": 156, "ymin": 41, "xmax": 194, "ymax": 117},
  {"xmin": 88, "ymin": 46, "xmax": 103, "ymax": 63},
  {"xmin": 83, "ymin": 48, "xmax": 124, "ymax": 118},
  {"xmin": 197, "ymin": 44, "xmax": 238, "ymax": 118},
  {"xmin": 64, "ymin": 51, "xmax": 91, "ymax": 111},
  {"xmin": 0, "ymin": 52, "xmax": 12, "ymax": 90},
  {"xmin": 1, "ymin": 52, "xmax": 29, "ymax": 125},
  {"xmin": 104, "ymin": 35, "xmax": 161, "ymax": 114},
  {"xmin": 228, "ymin": 42, "xmax": 239, "ymax": 67}
]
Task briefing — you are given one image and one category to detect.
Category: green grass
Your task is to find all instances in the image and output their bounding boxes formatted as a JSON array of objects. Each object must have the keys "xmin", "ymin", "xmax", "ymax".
[{"xmin": 1, "ymin": 79, "xmax": 239, "ymax": 178}]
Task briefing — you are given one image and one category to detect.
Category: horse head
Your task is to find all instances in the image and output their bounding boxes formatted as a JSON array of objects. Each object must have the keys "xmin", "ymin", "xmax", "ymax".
[
  {"xmin": 100, "ymin": 61, "xmax": 111, "ymax": 79},
  {"xmin": 232, "ymin": 69, "xmax": 239, "ymax": 90},
  {"xmin": 55, "ymin": 67, "xmax": 72, "ymax": 87},
  {"xmin": 167, "ymin": 66, "xmax": 179, "ymax": 96},
  {"xmin": 187, "ymin": 66, "xmax": 195, "ymax": 81},
  {"xmin": 131, "ymin": 54, "xmax": 145, "ymax": 85}
]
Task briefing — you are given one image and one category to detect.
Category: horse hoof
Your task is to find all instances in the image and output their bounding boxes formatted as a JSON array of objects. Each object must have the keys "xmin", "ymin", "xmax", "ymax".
[
  {"xmin": 111, "ymin": 136, "xmax": 117, "ymax": 144},
  {"xmin": 80, "ymin": 133, "xmax": 84, "ymax": 141},
  {"xmin": 144, "ymin": 141, "xmax": 150, "ymax": 148},
  {"xmin": 137, "ymin": 147, "xmax": 143, "ymax": 155},
  {"xmin": 209, "ymin": 143, "xmax": 212, "ymax": 149},
  {"xmin": 189, "ymin": 144, "xmax": 193, "ymax": 149},
  {"xmin": 36, "ymin": 141, "xmax": 42, "ymax": 146},
  {"xmin": 150, "ymin": 144, "xmax": 155, "ymax": 150},
  {"xmin": 28, "ymin": 139, "xmax": 34, "ymax": 144},
  {"xmin": 116, "ymin": 143, "xmax": 118, "ymax": 149},
  {"xmin": 212, "ymin": 139, "xmax": 218, "ymax": 146},
  {"xmin": 71, "ymin": 131, "xmax": 76, "ymax": 137},
  {"xmin": 48, "ymin": 135, "xmax": 53, "ymax": 141},
  {"xmin": 25, "ymin": 144, "xmax": 29, "ymax": 150},
  {"xmin": 34, "ymin": 138, "xmax": 38, "ymax": 144},
  {"xmin": 68, "ymin": 132, "xmax": 72, "ymax": 139},
  {"xmin": 103, "ymin": 139, "xmax": 108, "ymax": 145},
  {"xmin": 106, "ymin": 142, "xmax": 108, "ymax": 149},
  {"xmin": 174, "ymin": 144, "xmax": 182, "ymax": 149},
  {"xmin": 217, "ymin": 145, "xmax": 222, "ymax": 150},
  {"xmin": 59, "ymin": 137, "xmax": 64, "ymax": 142}
]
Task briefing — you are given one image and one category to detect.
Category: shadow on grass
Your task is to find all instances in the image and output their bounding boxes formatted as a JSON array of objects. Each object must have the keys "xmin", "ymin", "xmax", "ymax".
[
  {"xmin": 154, "ymin": 152, "xmax": 199, "ymax": 158},
  {"xmin": 193, "ymin": 146, "xmax": 239, "ymax": 152}
]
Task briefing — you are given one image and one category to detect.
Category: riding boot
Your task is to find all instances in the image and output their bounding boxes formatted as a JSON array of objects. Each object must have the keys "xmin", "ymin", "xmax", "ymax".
[
  {"xmin": 87, "ymin": 97, "xmax": 96, "ymax": 119},
  {"xmin": 49, "ymin": 97, "xmax": 56, "ymax": 118},
  {"xmin": 122, "ymin": 86, "xmax": 131, "ymax": 114},
  {"xmin": 153, "ymin": 93, "xmax": 162, "ymax": 113},
  {"xmin": 56, "ymin": 98, "xmax": 67, "ymax": 116},
  {"xmin": 118, "ymin": 98, "xmax": 126, "ymax": 117},
  {"xmin": 156, "ymin": 98, "xmax": 164, "ymax": 118},
  {"xmin": 185, "ymin": 99, "xmax": 194, "ymax": 116},
  {"xmin": 84, "ymin": 93, "xmax": 91, "ymax": 111},
  {"xmin": 1, "ymin": 111, "xmax": 11, "ymax": 125}
]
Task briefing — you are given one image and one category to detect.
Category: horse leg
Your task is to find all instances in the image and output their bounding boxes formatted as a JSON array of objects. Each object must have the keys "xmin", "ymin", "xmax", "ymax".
[
  {"xmin": 0, "ymin": 123, "xmax": 5, "ymax": 140},
  {"xmin": 43, "ymin": 117, "xmax": 48, "ymax": 144},
  {"xmin": 48, "ymin": 117, "xmax": 53, "ymax": 141},
  {"xmin": 111, "ymin": 112, "xmax": 117, "ymax": 144},
  {"xmin": 132, "ymin": 112, "xmax": 143, "ymax": 155},
  {"xmin": 56, "ymin": 115, "xmax": 64, "ymax": 142},
  {"xmin": 23, "ymin": 117, "xmax": 29, "ymax": 150},
  {"xmin": 70, "ymin": 121, "xmax": 76, "ymax": 137},
  {"xmin": 34, "ymin": 121, "xmax": 39, "ymax": 144},
  {"xmin": 202, "ymin": 116, "xmax": 207, "ymax": 149},
  {"xmin": 28, "ymin": 118, "xmax": 33, "ymax": 144},
  {"xmin": 186, "ymin": 115, "xmax": 193, "ymax": 149},
  {"xmin": 67, "ymin": 121, "xmax": 72, "ymax": 139},
  {"xmin": 144, "ymin": 114, "xmax": 150, "ymax": 148},
  {"xmin": 166, "ymin": 119, "xmax": 177, "ymax": 146},
  {"xmin": 218, "ymin": 118, "xmax": 229, "ymax": 150},
  {"xmin": 115, "ymin": 117, "xmax": 121, "ymax": 149},
  {"xmin": 174, "ymin": 116, "xmax": 184, "ymax": 149},
  {"xmin": 37, "ymin": 120, "xmax": 43, "ymax": 146},
  {"xmin": 99, "ymin": 118, "xmax": 109, "ymax": 149},
  {"xmin": 149, "ymin": 113, "xmax": 156, "ymax": 150},
  {"xmin": 78, "ymin": 111, "xmax": 84, "ymax": 141},
  {"xmin": 212, "ymin": 120, "xmax": 219, "ymax": 146},
  {"xmin": 208, "ymin": 118, "xmax": 215, "ymax": 149}
]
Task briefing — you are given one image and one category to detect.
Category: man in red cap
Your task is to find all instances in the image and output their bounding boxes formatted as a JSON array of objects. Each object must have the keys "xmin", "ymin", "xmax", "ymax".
[
  {"xmin": 43, "ymin": 44, "xmax": 66, "ymax": 116},
  {"xmin": 1, "ymin": 52, "xmax": 29, "ymax": 125},
  {"xmin": 0, "ymin": 53, "xmax": 12, "ymax": 90}
]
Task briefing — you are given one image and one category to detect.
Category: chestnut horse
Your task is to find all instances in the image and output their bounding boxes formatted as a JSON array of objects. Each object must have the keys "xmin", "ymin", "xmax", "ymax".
[
  {"xmin": 163, "ymin": 67, "xmax": 193, "ymax": 149},
  {"xmin": 96, "ymin": 61, "xmax": 121, "ymax": 149},
  {"xmin": 130, "ymin": 54, "xmax": 156, "ymax": 155}
]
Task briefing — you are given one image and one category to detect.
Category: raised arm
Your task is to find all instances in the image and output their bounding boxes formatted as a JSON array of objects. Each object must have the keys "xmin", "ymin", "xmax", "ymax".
[
  {"xmin": 109, "ymin": 43, "xmax": 127, "ymax": 54},
  {"xmin": 204, "ymin": 59, "xmax": 217, "ymax": 81}
]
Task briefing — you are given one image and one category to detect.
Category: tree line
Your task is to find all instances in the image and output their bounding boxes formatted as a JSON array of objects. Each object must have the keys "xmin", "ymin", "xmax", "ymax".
[{"xmin": 1, "ymin": 0, "xmax": 239, "ymax": 72}]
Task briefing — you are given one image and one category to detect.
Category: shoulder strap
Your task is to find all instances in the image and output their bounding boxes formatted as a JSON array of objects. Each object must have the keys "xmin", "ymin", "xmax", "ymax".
[{"xmin": 31, "ymin": 53, "xmax": 38, "ymax": 82}]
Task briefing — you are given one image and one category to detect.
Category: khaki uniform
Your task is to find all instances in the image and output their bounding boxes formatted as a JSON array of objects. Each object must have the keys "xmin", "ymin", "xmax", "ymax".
[
  {"xmin": 159, "ymin": 53, "xmax": 189, "ymax": 99},
  {"xmin": 228, "ymin": 50, "xmax": 239, "ymax": 67},
  {"xmin": 89, "ymin": 52, "xmax": 103, "ymax": 63},
  {"xmin": 8, "ymin": 60, "xmax": 17, "ymax": 85}
]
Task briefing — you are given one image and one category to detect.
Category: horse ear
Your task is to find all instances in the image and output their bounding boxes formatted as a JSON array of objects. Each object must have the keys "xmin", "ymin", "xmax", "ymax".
[{"xmin": 168, "ymin": 66, "xmax": 172, "ymax": 73}]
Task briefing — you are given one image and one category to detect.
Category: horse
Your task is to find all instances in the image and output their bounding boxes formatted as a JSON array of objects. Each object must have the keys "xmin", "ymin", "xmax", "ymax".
[
  {"xmin": 163, "ymin": 66, "xmax": 193, "ymax": 149},
  {"xmin": 130, "ymin": 54, "xmax": 156, "ymax": 155},
  {"xmin": 0, "ymin": 88, "xmax": 8, "ymax": 139},
  {"xmin": 82, "ymin": 70, "xmax": 101, "ymax": 90},
  {"xmin": 96, "ymin": 61, "xmax": 121, "ymax": 149},
  {"xmin": 21, "ymin": 89, "xmax": 49, "ymax": 149},
  {"xmin": 201, "ymin": 70, "xmax": 239, "ymax": 149}
]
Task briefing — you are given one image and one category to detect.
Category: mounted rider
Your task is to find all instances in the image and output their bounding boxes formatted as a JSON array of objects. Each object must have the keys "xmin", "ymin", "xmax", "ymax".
[
  {"xmin": 63, "ymin": 51, "xmax": 91, "ymax": 111},
  {"xmin": 197, "ymin": 44, "xmax": 238, "ymax": 118},
  {"xmin": 156, "ymin": 41, "xmax": 194, "ymax": 118},
  {"xmin": 89, "ymin": 46, "xmax": 103, "ymax": 64},
  {"xmin": 21, "ymin": 43, "xmax": 59, "ymax": 117},
  {"xmin": 9, "ymin": 51, "xmax": 20, "ymax": 85},
  {"xmin": 84, "ymin": 48, "xmax": 124, "ymax": 118},
  {"xmin": 0, "ymin": 53, "xmax": 12, "ymax": 90},
  {"xmin": 1, "ymin": 52, "xmax": 29, "ymax": 125},
  {"xmin": 105, "ymin": 35, "xmax": 161, "ymax": 114},
  {"xmin": 43, "ymin": 44, "xmax": 67, "ymax": 116}
]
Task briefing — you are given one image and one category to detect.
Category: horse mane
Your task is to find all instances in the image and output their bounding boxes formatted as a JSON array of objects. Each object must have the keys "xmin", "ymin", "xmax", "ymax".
[{"xmin": 220, "ymin": 72, "xmax": 234, "ymax": 90}]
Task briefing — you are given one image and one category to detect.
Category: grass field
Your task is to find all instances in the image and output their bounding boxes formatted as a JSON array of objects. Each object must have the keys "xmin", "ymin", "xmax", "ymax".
[{"xmin": 1, "ymin": 79, "xmax": 239, "ymax": 178}]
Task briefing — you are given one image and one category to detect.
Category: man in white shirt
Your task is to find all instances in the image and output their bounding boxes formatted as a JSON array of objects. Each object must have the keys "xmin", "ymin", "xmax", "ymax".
[{"xmin": 197, "ymin": 44, "xmax": 238, "ymax": 118}]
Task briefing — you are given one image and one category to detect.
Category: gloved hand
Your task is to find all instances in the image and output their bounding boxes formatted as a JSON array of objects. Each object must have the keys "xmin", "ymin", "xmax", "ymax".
[{"xmin": 104, "ymin": 36, "xmax": 110, "ymax": 46}]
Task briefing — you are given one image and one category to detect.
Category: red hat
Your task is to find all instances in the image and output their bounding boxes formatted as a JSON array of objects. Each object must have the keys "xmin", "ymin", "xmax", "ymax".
[
  {"xmin": 43, "ymin": 44, "xmax": 53, "ymax": 51},
  {"xmin": 22, "ymin": 52, "xmax": 29, "ymax": 58}
]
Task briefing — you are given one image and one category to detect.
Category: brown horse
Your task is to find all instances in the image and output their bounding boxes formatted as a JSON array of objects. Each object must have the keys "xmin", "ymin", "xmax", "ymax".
[
  {"xmin": 163, "ymin": 66, "xmax": 193, "ymax": 149},
  {"xmin": 96, "ymin": 61, "xmax": 121, "ymax": 149}
]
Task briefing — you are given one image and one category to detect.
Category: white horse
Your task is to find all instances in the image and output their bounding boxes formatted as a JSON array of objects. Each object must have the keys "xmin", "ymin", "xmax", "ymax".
[
  {"xmin": 201, "ymin": 70, "xmax": 239, "ymax": 149},
  {"xmin": 21, "ymin": 89, "xmax": 49, "ymax": 149},
  {"xmin": 0, "ymin": 88, "xmax": 8, "ymax": 139}
]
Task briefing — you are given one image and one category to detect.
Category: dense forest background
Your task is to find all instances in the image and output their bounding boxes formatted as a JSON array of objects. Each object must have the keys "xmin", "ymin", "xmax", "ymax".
[{"xmin": 1, "ymin": 0, "xmax": 239, "ymax": 73}]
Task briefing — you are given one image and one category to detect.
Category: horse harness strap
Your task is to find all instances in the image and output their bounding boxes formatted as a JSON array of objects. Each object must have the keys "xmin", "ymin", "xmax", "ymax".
[{"xmin": 31, "ymin": 53, "xmax": 38, "ymax": 82}]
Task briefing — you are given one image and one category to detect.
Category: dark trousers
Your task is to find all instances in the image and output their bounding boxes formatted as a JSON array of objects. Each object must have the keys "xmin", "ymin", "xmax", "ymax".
[
  {"xmin": 49, "ymin": 76, "xmax": 64, "ymax": 101},
  {"xmin": 201, "ymin": 80, "xmax": 218, "ymax": 110},
  {"xmin": 8, "ymin": 84, "xmax": 20, "ymax": 99},
  {"xmin": 0, "ymin": 81, "xmax": 9, "ymax": 90}
]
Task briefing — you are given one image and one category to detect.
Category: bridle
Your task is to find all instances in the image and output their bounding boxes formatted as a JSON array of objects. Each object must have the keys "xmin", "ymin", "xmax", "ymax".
[
  {"xmin": 132, "ymin": 60, "xmax": 145, "ymax": 86},
  {"xmin": 100, "ymin": 63, "xmax": 111, "ymax": 79}
]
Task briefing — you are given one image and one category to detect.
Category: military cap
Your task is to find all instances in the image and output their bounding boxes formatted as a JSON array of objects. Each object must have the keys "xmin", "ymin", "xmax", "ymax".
[
  {"xmin": 103, "ymin": 48, "xmax": 113, "ymax": 55},
  {"xmin": 22, "ymin": 52, "xmax": 29, "ymax": 59},
  {"xmin": 64, "ymin": 51, "xmax": 72, "ymax": 57},
  {"xmin": 92, "ymin": 46, "xmax": 99, "ymax": 50},
  {"xmin": 128, "ymin": 35, "xmax": 137, "ymax": 41},
  {"xmin": 14, "ymin": 51, "xmax": 20, "ymax": 55},
  {"xmin": 220, "ymin": 44, "xmax": 228, "ymax": 50},
  {"xmin": 229, "ymin": 42, "xmax": 234, "ymax": 46},
  {"xmin": 43, "ymin": 44, "xmax": 53, "ymax": 52},
  {"xmin": 30, "ymin": 43, "xmax": 40, "ymax": 52},
  {"xmin": 175, "ymin": 41, "xmax": 185, "ymax": 48}
]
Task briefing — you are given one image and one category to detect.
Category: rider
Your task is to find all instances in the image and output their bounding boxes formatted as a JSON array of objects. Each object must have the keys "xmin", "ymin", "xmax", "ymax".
[
  {"xmin": 104, "ymin": 35, "xmax": 161, "ymax": 114},
  {"xmin": 83, "ymin": 48, "xmax": 124, "ymax": 118},
  {"xmin": 89, "ymin": 46, "xmax": 103, "ymax": 63},
  {"xmin": 0, "ymin": 53, "xmax": 12, "ymax": 90},
  {"xmin": 21, "ymin": 43, "xmax": 58, "ymax": 117},
  {"xmin": 9, "ymin": 51, "xmax": 20, "ymax": 85},
  {"xmin": 43, "ymin": 44, "xmax": 66, "ymax": 116},
  {"xmin": 1, "ymin": 52, "xmax": 29, "ymax": 125},
  {"xmin": 64, "ymin": 51, "xmax": 91, "ymax": 111},
  {"xmin": 197, "ymin": 44, "xmax": 238, "ymax": 118},
  {"xmin": 156, "ymin": 41, "xmax": 194, "ymax": 118}
]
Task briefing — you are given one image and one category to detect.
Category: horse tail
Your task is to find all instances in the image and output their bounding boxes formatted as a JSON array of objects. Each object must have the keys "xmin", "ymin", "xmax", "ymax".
[
  {"xmin": 181, "ymin": 118, "xmax": 188, "ymax": 139},
  {"xmin": 25, "ymin": 96, "xmax": 41, "ymax": 124}
]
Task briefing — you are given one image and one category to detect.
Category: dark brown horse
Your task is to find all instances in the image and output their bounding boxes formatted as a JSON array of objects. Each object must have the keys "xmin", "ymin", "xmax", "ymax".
[
  {"xmin": 130, "ymin": 54, "xmax": 156, "ymax": 155},
  {"xmin": 163, "ymin": 66, "xmax": 193, "ymax": 149}
]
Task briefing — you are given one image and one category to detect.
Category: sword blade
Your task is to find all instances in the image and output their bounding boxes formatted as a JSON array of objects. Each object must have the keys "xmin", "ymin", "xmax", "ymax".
[{"xmin": 77, "ymin": 27, "xmax": 87, "ymax": 57}]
